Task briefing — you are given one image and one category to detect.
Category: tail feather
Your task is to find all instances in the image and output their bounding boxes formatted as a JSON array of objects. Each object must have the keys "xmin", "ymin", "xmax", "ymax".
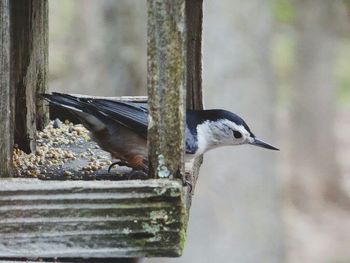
[
  {"xmin": 42, "ymin": 92, "xmax": 148, "ymax": 138},
  {"xmin": 42, "ymin": 93, "xmax": 81, "ymax": 111},
  {"xmin": 42, "ymin": 93, "xmax": 106, "ymax": 131}
]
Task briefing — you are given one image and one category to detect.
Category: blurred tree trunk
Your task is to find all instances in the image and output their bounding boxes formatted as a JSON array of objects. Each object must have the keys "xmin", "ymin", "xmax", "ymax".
[
  {"xmin": 149, "ymin": 1, "xmax": 284, "ymax": 263},
  {"xmin": 49, "ymin": 0, "xmax": 146, "ymax": 96},
  {"xmin": 289, "ymin": 0, "xmax": 348, "ymax": 210}
]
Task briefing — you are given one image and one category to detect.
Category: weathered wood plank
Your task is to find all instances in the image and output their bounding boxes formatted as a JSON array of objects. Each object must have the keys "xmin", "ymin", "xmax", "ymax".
[
  {"xmin": 147, "ymin": 0, "xmax": 186, "ymax": 180},
  {"xmin": 0, "ymin": 0, "xmax": 12, "ymax": 178},
  {"xmin": 186, "ymin": 0, "xmax": 203, "ymax": 111},
  {"xmin": 184, "ymin": 0, "xmax": 204, "ymax": 199},
  {"xmin": 0, "ymin": 179, "xmax": 186, "ymax": 258},
  {"xmin": 11, "ymin": 0, "xmax": 49, "ymax": 153}
]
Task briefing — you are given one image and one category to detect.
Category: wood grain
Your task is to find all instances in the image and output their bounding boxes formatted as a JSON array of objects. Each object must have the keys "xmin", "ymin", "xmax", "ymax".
[
  {"xmin": 11, "ymin": 0, "xmax": 49, "ymax": 153},
  {"xmin": 147, "ymin": 0, "xmax": 186, "ymax": 180},
  {"xmin": 0, "ymin": 179, "xmax": 186, "ymax": 258},
  {"xmin": 186, "ymin": 0, "xmax": 203, "ymax": 111},
  {"xmin": 0, "ymin": 0, "xmax": 12, "ymax": 178}
]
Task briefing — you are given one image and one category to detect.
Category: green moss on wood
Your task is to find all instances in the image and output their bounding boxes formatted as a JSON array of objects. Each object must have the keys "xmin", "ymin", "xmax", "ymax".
[
  {"xmin": 147, "ymin": 0, "xmax": 186, "ymax": 180},
  {"xmin": 0, "ymin": 179, "xmax": 188, "ymax": 257}
]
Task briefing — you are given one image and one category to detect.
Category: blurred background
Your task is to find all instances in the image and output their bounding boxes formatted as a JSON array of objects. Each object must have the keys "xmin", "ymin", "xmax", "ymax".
[{"xmin": 49, "ymin": 0, "xmax": 350, "ymax": 262}]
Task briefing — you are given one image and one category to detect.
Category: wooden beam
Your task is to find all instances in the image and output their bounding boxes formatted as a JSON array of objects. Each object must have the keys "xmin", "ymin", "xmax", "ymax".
[
  {"xmin": 186, "ymin": 0, "xmax": 203, "ymax": 111},
  {"xmin": 184, "ymin": 0, "xmax": 204, "ymax": 196},
  {"xmin": 0, "ymin": 179, "xmax": 186, "ymax": 258},
  {"xmin": 147, "ymin": 0, "xmax": 187, "ymax": 180},
  {"xmin": 11, "ymin": 0, "xmax": 49, "ymax": 154},
  {"xmin": 0, "ymin": 0, "xmax": 12, "ymax": 178}
]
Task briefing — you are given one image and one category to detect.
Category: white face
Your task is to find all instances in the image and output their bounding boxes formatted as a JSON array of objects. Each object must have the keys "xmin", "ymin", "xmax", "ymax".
[{"xmin": 196, "ymin": 119, "xmax": 253, "ymax": 155}]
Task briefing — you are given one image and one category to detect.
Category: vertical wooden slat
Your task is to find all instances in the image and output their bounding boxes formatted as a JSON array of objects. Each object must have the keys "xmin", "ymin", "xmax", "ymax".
[
  {"xmin": 0, "ymin": 0, "xmax": 12, "ymax": 177},
  {"xmin": 11, "ymin": 0, "xmax": 49, "ymax": 154},
  {"xmin": 186, "ymin": 0, "xmax": 203, "ymax": 111},
  {"xmin": 147, "ymin": 0, "xmax": 187, "ymax": 179},
  {"xmin": 34, "ymin": 1, "xmax": 49, "ymax": 132},
  {"xmin": 184, "ymin": 0, "xmax": 203, "ymax": 195}
]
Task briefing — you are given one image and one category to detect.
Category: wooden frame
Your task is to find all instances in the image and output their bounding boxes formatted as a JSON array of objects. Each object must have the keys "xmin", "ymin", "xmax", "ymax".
[{"xmin": 0, "ymin": 0, "xmax": 203, "ymax": 260}]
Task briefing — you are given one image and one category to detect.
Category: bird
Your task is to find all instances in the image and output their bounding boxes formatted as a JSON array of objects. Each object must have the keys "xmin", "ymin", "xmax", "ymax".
[{"xmin": 42, "ymin": 93, "xmax": 279, "ymax": 175}]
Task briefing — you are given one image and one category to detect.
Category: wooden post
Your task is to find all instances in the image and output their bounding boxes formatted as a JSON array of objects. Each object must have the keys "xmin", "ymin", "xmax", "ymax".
[
  {"xmin": 0, "ymin": 0, "xmax": 12, "ymax": 178},
  {"xmin": 186, "ymin": 0, "xmax": 203, "ymax": 111},
  {"xmin": 147, "ymin": 0, "xmax": 187, "ymax": 180},
  {"xmin": 184, "ymin": 0, "xmax": 204, "ymax": 192},
  {"xmin": 11, "ymin": 0, "xmax": 49, "ymax": 154}
]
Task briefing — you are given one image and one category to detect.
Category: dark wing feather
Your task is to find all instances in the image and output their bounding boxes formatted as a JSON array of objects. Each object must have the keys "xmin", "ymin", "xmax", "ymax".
[
  {"xmin": 43, "ymin": 93, "xmax": 113, "ymax": 131},
  {"xmin": 80, "ymin": 98, "xmax": 148, "ymax": 138},
  {"xmin": 43, "ymin": 93, "xmax": 149, "ymax": 138}
]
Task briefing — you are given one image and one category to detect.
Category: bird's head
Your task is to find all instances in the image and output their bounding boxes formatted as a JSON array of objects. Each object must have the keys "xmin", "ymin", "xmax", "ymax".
[{"xmin": 196, "ymin": 110, "xmax": 279, "ymax": 154}]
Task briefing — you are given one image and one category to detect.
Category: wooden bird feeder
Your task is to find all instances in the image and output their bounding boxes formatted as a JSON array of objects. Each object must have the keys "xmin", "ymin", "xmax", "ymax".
[{"xmin": 0, "ymin": 0, "xmax": 203, "ymax": 262}]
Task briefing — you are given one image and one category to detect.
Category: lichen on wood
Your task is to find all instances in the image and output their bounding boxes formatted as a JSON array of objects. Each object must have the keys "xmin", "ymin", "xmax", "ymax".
[
  {"xmin": 147, "ymin": 0, "xmax": 186, "ymax": 180},
  {"xmin": 0, "ymin": 179, "xmax": 186, "ymax": 258}
]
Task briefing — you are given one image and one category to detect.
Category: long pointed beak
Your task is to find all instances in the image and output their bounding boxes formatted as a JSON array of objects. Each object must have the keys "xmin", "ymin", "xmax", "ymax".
[{"xmin": 249, "ymin": 138, "xmax": 279, "ymax": 151}]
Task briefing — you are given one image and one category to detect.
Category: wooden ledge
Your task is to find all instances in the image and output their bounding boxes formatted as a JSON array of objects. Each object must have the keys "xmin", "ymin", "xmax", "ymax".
[{"xmin": 0, "ymin": 178, "xmax": 189, "ymax": 258}]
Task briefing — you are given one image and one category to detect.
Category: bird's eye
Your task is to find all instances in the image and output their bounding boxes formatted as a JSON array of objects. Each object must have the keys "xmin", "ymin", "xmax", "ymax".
[{"xmin": 233, "ymin": 130, "xmax": 242, "ymax": 139}]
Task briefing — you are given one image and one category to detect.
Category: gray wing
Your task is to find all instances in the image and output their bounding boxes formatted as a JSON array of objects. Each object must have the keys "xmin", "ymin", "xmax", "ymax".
[
  {"xmin": 43, "ymin": 93, "xmax": 149, "ymax": 139},
  {"xmin": 80, "ymin": 98, "xmax": 149, "ymax": 138}
]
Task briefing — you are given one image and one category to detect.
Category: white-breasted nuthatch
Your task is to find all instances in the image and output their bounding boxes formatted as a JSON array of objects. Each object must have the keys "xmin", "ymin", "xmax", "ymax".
[{"xmin": 43, "ymin": 93, "xmax": 278, "ymax": 173}]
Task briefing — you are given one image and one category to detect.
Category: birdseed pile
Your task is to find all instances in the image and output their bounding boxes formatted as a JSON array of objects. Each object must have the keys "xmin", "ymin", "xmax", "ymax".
[{"xmin": 12, "ymin": 119, "xmax": 119, "ymax": 180}]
